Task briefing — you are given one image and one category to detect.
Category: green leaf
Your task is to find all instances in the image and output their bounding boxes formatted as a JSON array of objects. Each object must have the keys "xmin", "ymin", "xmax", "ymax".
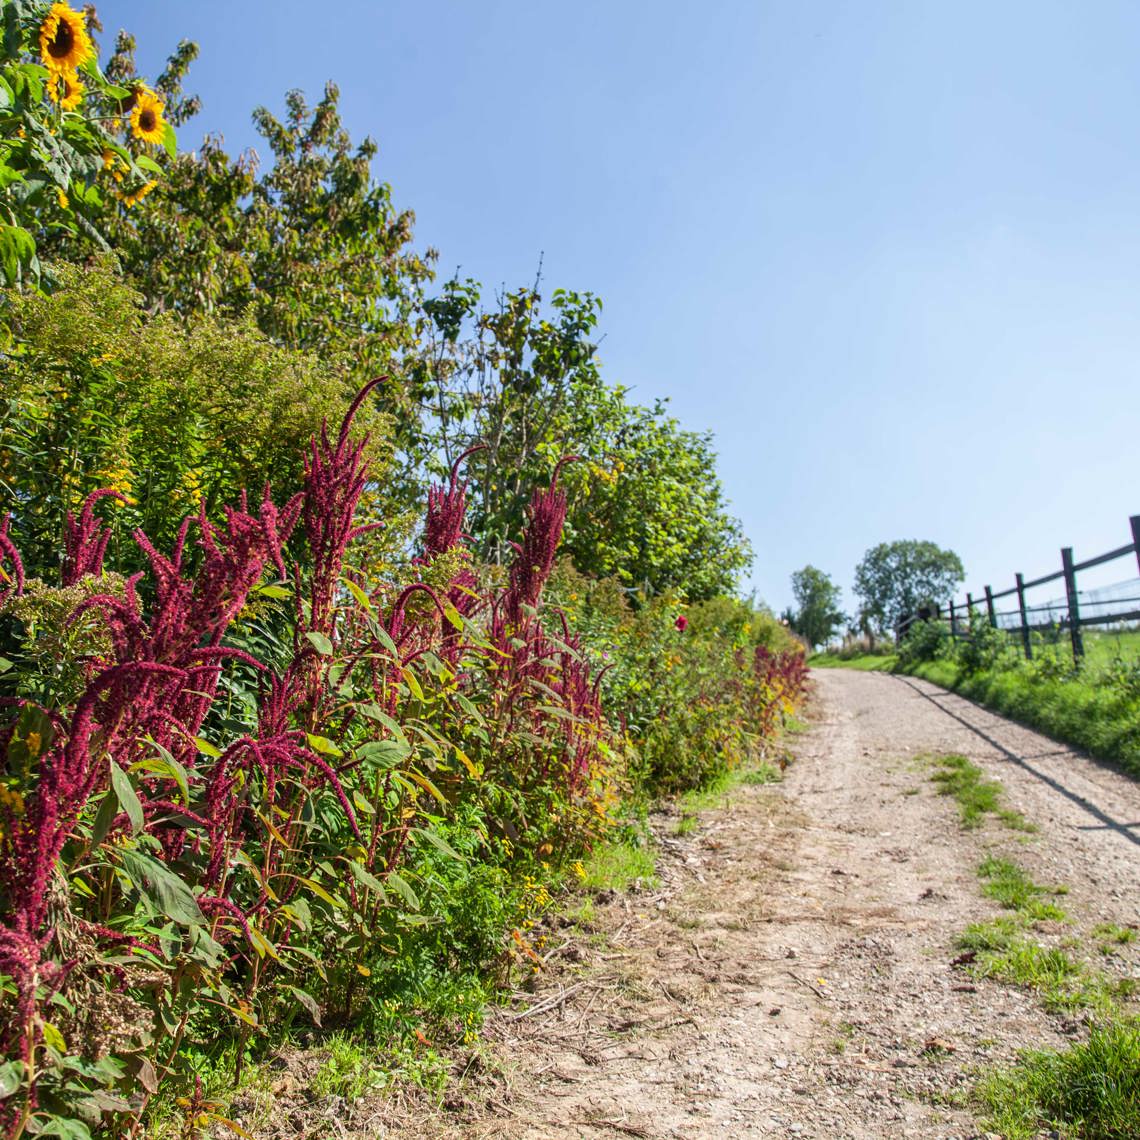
[
  {"xmin": 306, "ymin": 631, "xmax": 334, "ymax": 656},
  {"xmin": 287, "ymin": 986, "xmax": 322, "ymax": 1027},
  {"xmin": 342, "ymin": 577, "xmax": 374, "ymax": 613},
  {"xmin": 357, "ymin": 705, "xmax": 410, "ymax": 749},
  {"xmin": 296, "ymin": 876, "xmax": 345, "ymax": 909},
  {"xmin": 411, "ymin": 827, "xmax": 466, "ymax": 862},
  {"xmin": 133, "ymin": 739, "xmax": 191, "ymax": 806},
  {"xmin": 305, "ymin": 733, "xmax": 343, "ymax": 757},
  {"xmin": 253, "ymin": 583, "xmax": 292, "ymax": 600},
  {"xmin": 192, "ymin": 735, "xmax": 222, "ymax": 759},
  {"xmin": 0, "ymin": 1059, "xmax": 23, "ymax": 1099},
  {"xmin": 119, "ymin": 849, "xmax": 205, "ymax": 927},
  {"xmin": 355, "ymin": 739, "xmax": 410, "ymax": 769},
  {"xmin": 162, "ymin": 120, "xmax": 177, "ymax": 158},
  {"xmin": 34, "ymin": 1118, "xmax": 93, "ymax": 1139},
  {"xmin": 385, "ymin": 871, "xmax": 420, "ymax": 910},
  {"xmin": 400, "ymin": 667, "xmax": 424, "ymax": 701},
  {"xmin": 347, "ymin": 860, "xmax": 388, "ymax": 897},
  {"xmin": 109, "ymin": 761, "xmax": 144, "ymax": 835}
]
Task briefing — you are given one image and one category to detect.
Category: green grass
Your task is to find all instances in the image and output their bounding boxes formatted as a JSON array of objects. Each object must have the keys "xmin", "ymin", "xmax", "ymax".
[
  {"xmin": 809, "ymin": 651, "xmax": 898, "ymax": 671},
  {"xmin": 579, "ymin": 838, "xmax": 658, "ymax": 892},
  {"xmin": 976, "ymin": 1018, "xmax": 1140, "ymax": 1139},
  {"xmin": 1094, "ymin": 923, "xmax": 1139, "ymax": 948},
  {"xmin": 929, "ymin": 753, "xmax": 1034, "ymax": 830},
  {"xmin": 978, "ymin": 856, "xmax": 1066, "ymax": 920},
  {"xmin": 672, "ymin": 759, "xmax": 781, "ymax": 834},
  {"xmin": 958, "ymin": 920, "xmax": 1130, "ymax": 1014}
]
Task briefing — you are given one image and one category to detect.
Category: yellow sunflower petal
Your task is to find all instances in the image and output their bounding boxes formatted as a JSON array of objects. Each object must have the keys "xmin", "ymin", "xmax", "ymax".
[
  {"xmin": 129, "ymin": 88, "xmax": 167, "ymax": 146},
  {"xmin": 39, "ymin": 3, "xmax": 93, "ymax": 74}
]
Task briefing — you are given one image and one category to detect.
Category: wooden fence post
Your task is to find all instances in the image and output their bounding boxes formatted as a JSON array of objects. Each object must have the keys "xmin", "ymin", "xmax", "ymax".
[
  {"xmin": 1131, "ymin": 515, "xmax": 1140, "ymax": 576},
  {"xmin": 949, "ymin": 598, "xmax": 956, "ymax": 637},
  {"xmin": 1015, "ymin": 572, "xmax": 1031, "ymax": 660},
  {"xmin": 984, "ymin": 585, "xmax": 996, "ymax": 628},
  {"xmin": 966, "ymin": 592, "xmax": 974, "ymax": 632},
  {"xmin": 1061, "ymin": 547, "xmax": 1084, "ymax": 663}
]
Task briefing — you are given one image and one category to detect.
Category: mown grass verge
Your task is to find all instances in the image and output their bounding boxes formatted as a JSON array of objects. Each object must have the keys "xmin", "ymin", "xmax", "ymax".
[
  {"xmin": 908, "ymin": 659, "xmax": 1140, "ymax": 780},
  {"xmin": 812, "ymin": 640, "xmax": 1140, "ymax": 780}
]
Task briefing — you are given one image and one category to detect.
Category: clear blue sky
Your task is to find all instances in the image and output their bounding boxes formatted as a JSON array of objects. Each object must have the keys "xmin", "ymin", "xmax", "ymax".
[{"xmin": 98, "ymin": 0, "xmax": 1140, "ymax": 616}]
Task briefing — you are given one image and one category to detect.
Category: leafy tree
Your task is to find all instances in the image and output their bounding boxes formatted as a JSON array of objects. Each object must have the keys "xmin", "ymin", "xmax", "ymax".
[
  {"xmin": 44, "ymin": 34, "xmax": 433, "ymax": 484},
  {"xmin": 853, "ymin": 539, "xmax": 964, "ymax": 634},
  {"xmin": 789, "ymin": 564, "xmax": 844, "ymax": 648},
  {"xmin": 560, "ymin": 398, "xmax": 752, "ymax": 600},
  {"xmin": 417, "ymin": 277, "xmax": 751, "ymax": 598}
]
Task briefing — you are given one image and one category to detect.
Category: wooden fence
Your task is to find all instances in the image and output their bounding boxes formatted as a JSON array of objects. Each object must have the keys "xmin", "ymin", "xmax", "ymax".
[{"xmin": 898, "ymin": 514, "xmax": 1140, "ymax": 663}]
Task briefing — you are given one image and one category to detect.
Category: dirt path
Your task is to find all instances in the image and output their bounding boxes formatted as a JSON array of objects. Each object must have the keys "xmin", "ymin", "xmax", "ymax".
[{"xmin": 411, "ymin": 669, "xmax": 1140, "ymax": 1140}]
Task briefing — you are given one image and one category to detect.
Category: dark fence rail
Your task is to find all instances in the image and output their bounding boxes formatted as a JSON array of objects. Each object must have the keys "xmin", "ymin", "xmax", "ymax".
[{"xmin": 897, "ymin": 514, "xmax": 1140, "ymax": 663}]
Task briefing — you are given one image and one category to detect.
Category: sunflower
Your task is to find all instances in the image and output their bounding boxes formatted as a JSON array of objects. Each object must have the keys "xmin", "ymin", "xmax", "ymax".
[
  {"xmin": 129, "ymin": 88, "xmax": 166, "ymax": 145},
  {"xmin": 39, "ymin": 3, "xmax": 93, "ymax": 74},
  {"xmin": 47, "ymin": 69, "xmax": 84, "ymax": 112}
]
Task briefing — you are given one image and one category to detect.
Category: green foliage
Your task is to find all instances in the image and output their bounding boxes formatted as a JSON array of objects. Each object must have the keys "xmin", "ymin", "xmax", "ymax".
[
  {"xmin": 896, "ymin": 615, "xmax": 950, "ymax": 666},
  {"xmin": 978, "ymin": 856, "xmax": 1066, "ymax": 921},
  {"xmin": 44, "ymin": 58, "xmax": 433, "ymax": 472},
  {"xmin": 0, "ymin": 0, "xmax": 177, "ymax": 286},
  {"xmin": 579, "ymin": 838, "xmax": 657, "ymax": 892},
  {"xmin": 419, "ymin": 281, "xmax": 752, "ymax": 599},
  {"xmin": 0, "ymin": 259, "xmax": 392, "ymax": 578},
  {"xmin": 788, "ymin": 564, "xmax": 844, "ymax": 649},
  {"xmin": 899, "ymin": 630, "xmax": 1140, "ymax": 779},
  {"xmin": 853, "ymin": 539, "xmax": 964, "ymax": 634}
]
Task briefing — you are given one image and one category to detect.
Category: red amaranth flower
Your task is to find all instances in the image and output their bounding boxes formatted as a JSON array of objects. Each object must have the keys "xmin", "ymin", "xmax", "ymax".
[
  {"xmin": 62, "ymin": 489, "xmax": 125, "ymax": 585},
  {"xmin": 675, "ymin": 614, "xmax": 688, "ymax": 632},
  {"xmin": 505, "ymin": 456, "xmax": 578, "ymax": 627}
]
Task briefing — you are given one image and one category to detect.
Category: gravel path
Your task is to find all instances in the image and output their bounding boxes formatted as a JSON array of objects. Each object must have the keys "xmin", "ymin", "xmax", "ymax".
[
  {"xmin": 271, "ymin": 669, "xmax": 1140, "ymax": 1139},
  {"xmin": 428, "ymin": 669, "xmax": 1140, "ymax": 1139}
]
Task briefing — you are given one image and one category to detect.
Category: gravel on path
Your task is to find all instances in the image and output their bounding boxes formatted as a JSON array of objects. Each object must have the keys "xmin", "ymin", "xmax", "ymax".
[{"xmin": 260, "ymin": 669, "xmax": 1140, "ymax": 1140}]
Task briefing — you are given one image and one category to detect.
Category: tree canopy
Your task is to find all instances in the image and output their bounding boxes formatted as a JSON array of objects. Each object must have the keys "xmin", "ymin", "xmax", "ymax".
[
  {"xmin": 789, "ymin": 564, "xmax": 844, "ymax": 648},
  {"xmin": 853, "ymin": 539, "xmax": 965, "ymax": 633}
]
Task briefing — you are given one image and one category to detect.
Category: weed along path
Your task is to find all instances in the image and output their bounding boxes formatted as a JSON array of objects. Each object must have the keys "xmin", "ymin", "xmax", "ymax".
[{"xmin": 393, "ymin": 669, "xmax": 1140, "ymax": 1140}]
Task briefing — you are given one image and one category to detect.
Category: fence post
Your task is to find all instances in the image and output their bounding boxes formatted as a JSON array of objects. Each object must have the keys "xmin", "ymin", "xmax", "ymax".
[
  {"xmin": 984, "ymin": 585, "xmax": 996, "ymax": 629},
  {"xmin": 1131, "ymin": 515, "xmax": 1140, "ymax": 576},
  {"xmin": 949, "ymin": 598, "xmax": 956, "ymax": 637},
  {"xmin": 1061, "ymin": 547, "xmax": 1084, "ymax": 663},
  {"xmin": 966, "ymin": 592, "xmax": 974, "ymax": 632},
  {"xmin": 1015, "ymin": 572, "xmax": 1031, "ymax": 660}
]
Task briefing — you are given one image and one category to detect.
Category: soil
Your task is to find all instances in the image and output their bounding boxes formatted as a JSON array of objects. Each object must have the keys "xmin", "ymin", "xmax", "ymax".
[{"xmin": 239, "ymin": 670, "xmax": 1140, "ymax": 1139}]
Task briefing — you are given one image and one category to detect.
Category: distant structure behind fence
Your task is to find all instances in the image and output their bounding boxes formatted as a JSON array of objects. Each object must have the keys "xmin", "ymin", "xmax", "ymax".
[{"xmin": 898, "ymin": 514, "xmax": 1140, "ymax": 664}]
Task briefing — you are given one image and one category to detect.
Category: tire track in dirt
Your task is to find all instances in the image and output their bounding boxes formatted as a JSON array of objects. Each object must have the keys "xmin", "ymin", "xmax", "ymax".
[{"xmin": 352, "ymin": 670, "xmax": 1140, "ymax": 1139}]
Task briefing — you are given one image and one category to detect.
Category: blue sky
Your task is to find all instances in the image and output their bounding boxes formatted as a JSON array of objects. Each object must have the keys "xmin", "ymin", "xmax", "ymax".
[{"xmin": 98, "ymin": 1, "xmax": 1140, "ymax": 615}]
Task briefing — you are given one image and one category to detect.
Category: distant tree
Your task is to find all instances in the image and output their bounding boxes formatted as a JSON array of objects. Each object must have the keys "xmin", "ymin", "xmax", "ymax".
[
  {"xmin": 853, "ymin": 540, "xmax": 964, "ymax": 634},
  {"xmin": 788, "ymin": 565, "xmax": 844, "ymax": 649}
]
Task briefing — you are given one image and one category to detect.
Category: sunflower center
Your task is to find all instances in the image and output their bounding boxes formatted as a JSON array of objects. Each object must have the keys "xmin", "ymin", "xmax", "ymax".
[
  {"xmin": 139, "ymin": 108, "xmax": 156, "ymax": 133},
  {"xmin": 48, "ymin": 21, "xmax": 74, "ymax": 60}
]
